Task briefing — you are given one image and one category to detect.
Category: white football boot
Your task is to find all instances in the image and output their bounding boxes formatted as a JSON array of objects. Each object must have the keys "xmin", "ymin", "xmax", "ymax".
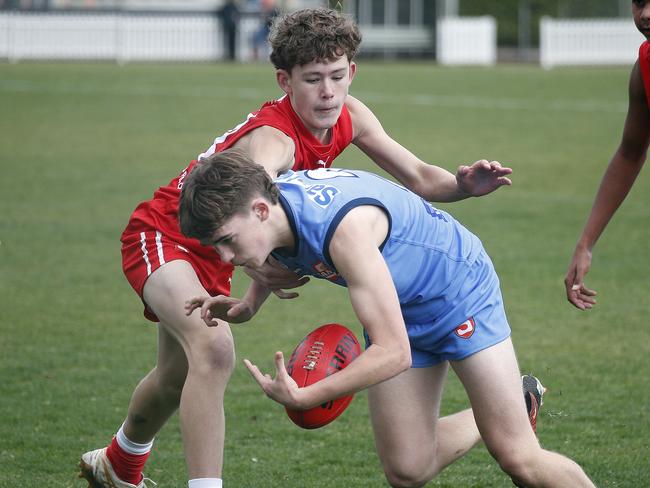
[{"xmin": 79, "ymin": 448, "xmax": 156, "ymax": 488}]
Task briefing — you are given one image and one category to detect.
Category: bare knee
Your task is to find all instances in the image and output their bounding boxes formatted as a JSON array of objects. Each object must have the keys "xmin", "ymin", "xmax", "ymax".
[
  {"xmin": 384, "ymin": 469, "xmax": 432, "ymax": 488},
  {"xmin": 492, "ymin": 447, "xmax": 539, "ymax": 487},
  {"xmin": 188, "ymin": 331, "xmax": 236, "ymax": 380},
  {"xmin": 382, "ymin": 455, "xmax": 438, "ymax": 488}
]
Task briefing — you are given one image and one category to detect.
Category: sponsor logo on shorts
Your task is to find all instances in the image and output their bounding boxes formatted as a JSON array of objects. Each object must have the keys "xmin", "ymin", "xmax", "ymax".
[
  {"xmin": 312, "ymin": 261, "xmax": 339, "ymax": 281},
  {"xmin": 175, "ymin": 244, "xmax": 189, "ymax": 253},
  {"xmin": 455, "ymin": 317, "xmax": 475, "ymax": 339}
]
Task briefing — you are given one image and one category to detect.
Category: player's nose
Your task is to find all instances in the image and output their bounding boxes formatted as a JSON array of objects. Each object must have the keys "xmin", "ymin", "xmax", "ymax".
[
  {"xmin": 320, "ymin": 79, "xmax": 334, "ymax": 98},
  {"xmin": 215, "ymin": 246, "xmax": 234, "ymax": 264}
]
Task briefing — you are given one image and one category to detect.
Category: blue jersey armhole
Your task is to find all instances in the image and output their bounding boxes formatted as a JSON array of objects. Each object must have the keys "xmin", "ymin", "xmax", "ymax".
[{"xmin": 323, "ymin": 198, "xmax": 392, "ymax": 269}]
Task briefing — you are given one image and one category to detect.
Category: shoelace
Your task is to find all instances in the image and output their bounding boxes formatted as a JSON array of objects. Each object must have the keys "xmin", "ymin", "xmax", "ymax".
[{"xmin": 302, "ymin": 340, "xmax": 324, "ymax": 370}]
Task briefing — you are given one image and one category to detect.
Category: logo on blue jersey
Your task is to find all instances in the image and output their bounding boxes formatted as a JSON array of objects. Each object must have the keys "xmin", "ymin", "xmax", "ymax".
[
  {"xmin": 277, "ymin": 171, "xmax": 342, "ymax": 208},
  {"xmin": 304, "ymin": 168, "xmax": 358, "ymax": 180},
  {"xmin": 306, "ymin": 184, "xmax": 340, "ymax": 207}
]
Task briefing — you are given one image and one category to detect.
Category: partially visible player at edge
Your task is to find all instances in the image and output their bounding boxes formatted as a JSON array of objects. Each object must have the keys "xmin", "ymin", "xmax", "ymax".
[
  {"xmin": 79, "ymin": 8, "xmax": 514, "ymax": 488},
  {"xmin": 565, "ymin": 0, "xmax": 650, "ymax": 310},
  {"xmin": 180, "ymin": 150, "xmax": 595, "ymax": 488}
]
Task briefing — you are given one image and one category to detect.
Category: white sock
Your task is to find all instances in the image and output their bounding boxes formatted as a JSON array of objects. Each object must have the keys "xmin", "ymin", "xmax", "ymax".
[
  {"xmin": 115, "ymin": 423, "xmax": 154, "ymax": 455},
  {"xmin": 188, "ymin": 478, "xmax": 223, "ymax": 488}
]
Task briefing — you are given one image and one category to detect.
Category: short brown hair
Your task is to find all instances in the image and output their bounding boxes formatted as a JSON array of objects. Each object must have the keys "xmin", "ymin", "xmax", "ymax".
[
  {"xmin": 179, "ymin": 149, "xmax": 279, "ymax": 244},
  {"xmin": 269, "ymin": 8, "xmax": 362, "ymax": 71}
]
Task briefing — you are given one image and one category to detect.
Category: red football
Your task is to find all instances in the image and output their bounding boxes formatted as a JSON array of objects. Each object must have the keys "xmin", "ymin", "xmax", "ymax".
[{"xmin": 285, "ymin": 323, "xmax": 361, "ymax": 429}]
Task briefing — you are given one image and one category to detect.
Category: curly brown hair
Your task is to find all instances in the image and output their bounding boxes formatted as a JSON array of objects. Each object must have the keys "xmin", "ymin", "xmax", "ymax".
[
  {"xmin": 179, "ymin": 149, "xmax": 279, "ymax": 244},
  {"xmin": 269, "ymin": 8, "xmax": 362, "ymax": 71}
]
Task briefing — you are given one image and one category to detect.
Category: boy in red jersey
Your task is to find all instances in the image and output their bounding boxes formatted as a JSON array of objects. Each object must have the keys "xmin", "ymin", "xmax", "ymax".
[
  {"xmin": 79, "ymin": 8, "xmax": 513, "ymax": 488},
  {"xmin": 565, "ymin": 0, "xmax": 650, "ymax": 310}
]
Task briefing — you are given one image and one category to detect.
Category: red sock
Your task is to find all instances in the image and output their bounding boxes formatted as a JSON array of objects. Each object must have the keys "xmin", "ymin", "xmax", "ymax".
[{"xmin": 105, "ymin": 437, "xmax": 150, "ymax": 485}]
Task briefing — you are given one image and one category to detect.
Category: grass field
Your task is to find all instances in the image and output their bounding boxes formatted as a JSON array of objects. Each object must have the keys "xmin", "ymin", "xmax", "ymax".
[{"xmin": 1, "ymin": 61, "xmax": 649, "ymax": 487}]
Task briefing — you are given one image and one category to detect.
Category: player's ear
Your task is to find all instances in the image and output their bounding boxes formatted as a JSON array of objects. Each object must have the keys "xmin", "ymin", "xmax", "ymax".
[
  {"xmin": 276, "ymin": 69, "xmax": 291, "ymax": 94},
  {"xmin": 251, "ymin": 199, "xmax": 270, "ymax": 221},
  {"xmin": 348, "ymin": 62, "xmax": 357, "ymax": 83}
]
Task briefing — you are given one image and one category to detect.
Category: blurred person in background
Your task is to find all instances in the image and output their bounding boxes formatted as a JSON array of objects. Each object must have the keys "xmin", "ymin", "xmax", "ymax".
[
  {"xmin": 252, "ymin": 0, "xmax": 280, "ymax": 61},
  {"xmin": 565, "ymin": 0, "xmax": 650, "ymax": 309},
  {"xmin": 218, "ymin": 0, "xmax": 240, "ymax": 61}
]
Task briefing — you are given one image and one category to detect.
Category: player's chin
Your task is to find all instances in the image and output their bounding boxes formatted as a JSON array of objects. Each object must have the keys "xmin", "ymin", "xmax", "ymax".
[{"xmin": 313, "ymin": 111, "xmax": 340, "ymax": 127}]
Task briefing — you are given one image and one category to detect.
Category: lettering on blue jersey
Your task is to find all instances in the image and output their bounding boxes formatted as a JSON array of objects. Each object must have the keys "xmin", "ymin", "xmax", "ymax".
[
  {"xmin": 422, "ymin": 200, "xmax": 448, "ymax": 221},
  {"xmin": 277, "ymin": 173, "xmax": 341, "ymax": 208},
  {"xmin": 312, "ymin": 261, "xmax": 339, "ymax": 281},
  {"xmin": 306, "ymin": 184, "xmax": 340, "ymax": 207}
]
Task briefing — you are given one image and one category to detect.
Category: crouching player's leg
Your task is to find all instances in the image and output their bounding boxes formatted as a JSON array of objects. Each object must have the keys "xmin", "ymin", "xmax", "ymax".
[
  {"xmin": 453, "ymin": 338, "xmax": 594, "ymax": 487},
  {"xmin": 446, "ymin": 251, "xmax": 595, "ymax": 487},
  {"xmin": 80, "ymin": 247, "xmax": 235, "ymax": 488},
  {"xmin": 367, "ymin": 249, "xmax": 594, "ymax": 488},
  {"xmin": 368, "ymin": 363, "xmax": 481, "ymax": 488},
  {"xmin": 141, "ymin": 260, "xmax": 235, "ymax": 482}
]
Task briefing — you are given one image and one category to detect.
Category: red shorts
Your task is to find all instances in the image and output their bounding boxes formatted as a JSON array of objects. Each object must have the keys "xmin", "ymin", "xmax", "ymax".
[{"xmin": 121, "ymin": 227, "xmax": 233, "ymax": 322}]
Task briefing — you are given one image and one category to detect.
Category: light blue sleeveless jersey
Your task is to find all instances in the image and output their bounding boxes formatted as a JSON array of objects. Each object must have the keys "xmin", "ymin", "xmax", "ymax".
[{"xmin": 272, "ymin": 168, "xmax": 511, "ymax": 366}]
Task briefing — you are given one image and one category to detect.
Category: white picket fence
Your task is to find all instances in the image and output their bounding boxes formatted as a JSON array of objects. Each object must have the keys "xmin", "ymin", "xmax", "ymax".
[
  {"xmin": 540, "ymin": 17, "xmax": 645, "ymax": 69},
  {"xmin": 0, "ymin": 11, "xmax": 499, "ymax": 65},
  {"xmin": 0, "ymin": 11, "xmax": 260, "ymax": 62},
  {"xmin": 436, "ymin": 16, "xmax": 497, "ymax": 66},
  {"xmin": 3, "ymin": 12, "xmax": 643, "ymax": 67}
]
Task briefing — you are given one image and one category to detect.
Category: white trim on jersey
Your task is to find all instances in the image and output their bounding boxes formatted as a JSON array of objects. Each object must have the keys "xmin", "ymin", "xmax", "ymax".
[
  {"xmin": 197, "ymin": 111, "xmax": 258, "ymax": 160},
  {"xmin": 196, "ymin": 95, "xmax": 287, "ymax": 160}
]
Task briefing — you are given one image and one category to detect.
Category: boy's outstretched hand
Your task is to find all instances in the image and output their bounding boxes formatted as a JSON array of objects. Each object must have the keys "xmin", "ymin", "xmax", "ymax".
[
  {"xmin": 457, "ymin": 160, "xmax": 513, "ymax": 197},
  {"xmin": 244, "ymin": 352, "xmax": 303, "ymax": 410},
  {"xmin": 185, "ymin": 295, "xmax": 256, "ymax": 325}
]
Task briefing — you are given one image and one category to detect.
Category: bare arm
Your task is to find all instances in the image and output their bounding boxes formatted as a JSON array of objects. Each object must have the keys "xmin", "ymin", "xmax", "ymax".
[
  {"xmin": 245, "ymin": 206, "xmax": 411, "ymax": 410},
  {"xmin": 232, "ymin": 125, "xmax": 295, "ymax": 178},
  {"xmin": 233, "ymin": 126, "xmax": 309, "ymax": 296},
  {"xmin": 565, "ymin": 61, "xmax": 650, "ymax": 310},
  {"xmin": 347, "ymin": 95, "xmax": 512, "ymax": 202}
]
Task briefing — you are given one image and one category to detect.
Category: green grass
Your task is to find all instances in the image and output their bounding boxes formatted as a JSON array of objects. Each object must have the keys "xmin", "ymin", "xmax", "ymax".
[{"xmin": 1, "ymin": 61, "xmax": 648, "ymax": 487}]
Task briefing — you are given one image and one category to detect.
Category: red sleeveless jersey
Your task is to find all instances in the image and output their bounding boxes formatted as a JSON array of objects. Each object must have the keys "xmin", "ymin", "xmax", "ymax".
[
  {"xmin": 125, "ymin": 95, "xmax": 353, "ymax": 245},
  {"xmin": 638, "ymin": 41, "xmax": 650, "ymax": 107},
  {"xmin": 121, "ymin": 95, "xmax": 353, "ymax": 319},
  {"xmin": 200, "ymin": 95, "xmax": 353, "ymax": 168}
]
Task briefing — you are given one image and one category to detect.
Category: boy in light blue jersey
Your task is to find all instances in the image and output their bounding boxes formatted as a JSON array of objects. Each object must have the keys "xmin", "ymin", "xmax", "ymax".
[
  {"xmin": 268, "ymin": 168, "xmax": 508, "ymax": 367},
  {"xmin": 180, "ymin": 149, "xmax": 595, "ymax": 488}
]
